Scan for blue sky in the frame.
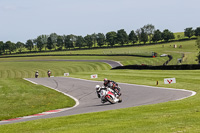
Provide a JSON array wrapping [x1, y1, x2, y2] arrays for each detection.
[[0, 0, 199, 43]]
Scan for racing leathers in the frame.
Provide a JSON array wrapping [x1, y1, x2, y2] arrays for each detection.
[[104, 80, 121, 97]]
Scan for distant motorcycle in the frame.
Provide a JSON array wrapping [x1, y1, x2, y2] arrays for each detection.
[[97, 86, 122, 104], [35, 71, 39, 78], [47, 71, 51, 78]]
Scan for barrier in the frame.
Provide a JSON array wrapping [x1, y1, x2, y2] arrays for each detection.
[[164, 78, 176, 84], [91, 74, 98, 79], [64, 73, 70, 76]]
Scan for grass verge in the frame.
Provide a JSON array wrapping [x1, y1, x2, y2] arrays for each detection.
[[1, 40, 198, 65], [0, 78, 75, 121], [0, 69, 200, 132]]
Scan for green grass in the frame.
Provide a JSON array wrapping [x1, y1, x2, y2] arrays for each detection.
[[0, 39, 200, 132], [0, 70, 200, 132], [1, 40, 198, 65], [0, 60, 111, 78], [174, 32, 196, 40], [0, 61, 111, 120], [0, 78, 75, 121]]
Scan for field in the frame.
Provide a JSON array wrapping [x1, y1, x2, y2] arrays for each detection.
[[0, 39, 200, 132], [1, 40, 198, 66]]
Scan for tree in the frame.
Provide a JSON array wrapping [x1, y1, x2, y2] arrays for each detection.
[[50, 33, 57, 43], [70, 34, 77, 47], [195, 27, 200, 37], [91, 33, 97, 47], [9, 42, 16, 54], [0, 41, 4, 54], [152, 29, 162, 43], [129, 30, 138, 45], [40, 35, 48, 51], [50, 33, 57, 50], [25, 39, 34, 52], [47, 37, 53, 51], [56, 36, 64, 50], [75, 36, 84, 49], [184, 27, 194, 39], [106, 31, 117, 47], [140, 28, 148, 44], [4, 41, 16, 54], [35, 36, 44, 51], [117, 29, 129, 46], [162, 29, 175, 42], [84, 35, 93, 48], [96, 33, 105, 47], [143, 24, 155, 43], [16, 41, 24, 53], [4, 41, 10, 54], [196, 36, 200, 64], [64, 35, 73, 50], [135, 29, 142, 44]]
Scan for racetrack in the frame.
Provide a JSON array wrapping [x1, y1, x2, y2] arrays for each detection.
[[0, 77, 195, 125]]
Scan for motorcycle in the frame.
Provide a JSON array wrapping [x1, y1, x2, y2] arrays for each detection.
[[35, 71, 39, 78], [99, 87, 122, 104], [107, 82, 121, 97], [47, 71, 51, 77]]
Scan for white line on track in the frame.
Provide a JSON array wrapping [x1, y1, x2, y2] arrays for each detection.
[[24, 78, 80, 110], [1, 77, 195, 124], [0, 78, 80, 123], [23, 78, 38, 85]]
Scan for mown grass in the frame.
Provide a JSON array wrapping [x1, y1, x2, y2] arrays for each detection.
[[0, 61, 111, 78], [0, 61, 111, 120], [1, 40, 198, 65], [0, 78, 76, 121], [0, 69, 200, 133], [0, 39, 200, 132]]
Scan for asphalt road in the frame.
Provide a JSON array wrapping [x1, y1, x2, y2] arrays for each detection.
[[0, 59, 123, 68], [0, 77, 195, 125]]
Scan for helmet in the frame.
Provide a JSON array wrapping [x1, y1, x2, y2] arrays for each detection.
[[96, 85, 100, 89], [95, 85, 100, 91], [104, 78, 108, 83]]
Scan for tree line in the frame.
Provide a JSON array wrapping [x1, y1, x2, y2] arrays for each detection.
[[0, 24, 200, 55]]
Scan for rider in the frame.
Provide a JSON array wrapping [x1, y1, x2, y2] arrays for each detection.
[[95, 85, 101, 98], [95, 85, 107, 103], [47, 70, 51, 77], [35, 71, 39, 78], [103, 78, 121, 96]]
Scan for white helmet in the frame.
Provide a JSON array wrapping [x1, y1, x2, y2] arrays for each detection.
[[96, 85, 100, 89], [95, 85, 100, 91]]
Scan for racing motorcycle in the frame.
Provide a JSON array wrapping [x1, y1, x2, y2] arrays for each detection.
[[107, 82, 121, 97], [47, 71, 51, 78], [97, 86, 122, 104]]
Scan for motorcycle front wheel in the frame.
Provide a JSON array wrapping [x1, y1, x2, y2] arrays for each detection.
[[106, 95, 115, 104], [118, 96, 122, 103]]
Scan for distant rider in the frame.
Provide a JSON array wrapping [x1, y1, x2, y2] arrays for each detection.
[[35, 71, 39, 78], [47, 70, 51, 77]]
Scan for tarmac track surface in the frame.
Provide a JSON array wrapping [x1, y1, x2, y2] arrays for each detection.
[[0, 59, 123, 68], [0, 77, 195, 125]]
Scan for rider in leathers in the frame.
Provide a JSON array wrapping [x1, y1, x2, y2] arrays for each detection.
[[96, 85, 107, 103], [103, 78, 121, 97]]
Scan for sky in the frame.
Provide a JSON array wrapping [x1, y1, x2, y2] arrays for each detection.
[[0, 0, 199, 43]]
